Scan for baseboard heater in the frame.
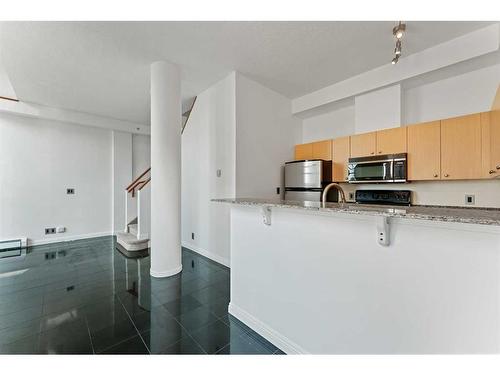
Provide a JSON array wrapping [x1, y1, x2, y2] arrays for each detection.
[[0, 237, 27, 259]]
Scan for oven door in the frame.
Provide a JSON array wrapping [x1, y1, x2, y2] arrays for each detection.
[[348, 160, 394, 183]]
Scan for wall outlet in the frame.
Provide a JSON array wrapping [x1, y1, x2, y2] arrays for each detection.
[[276, 187, 280, 195], [66, 188, 75, 195], [216, 169, 222, 178], [56, 227, 66, 233], [191, 232, 195, 240], [465, 194, 475, 205], [349, 192, 355, 201], [45, 228, 56, 235]]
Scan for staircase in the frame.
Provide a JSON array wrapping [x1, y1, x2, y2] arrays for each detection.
[[116, 168, 151, 252]]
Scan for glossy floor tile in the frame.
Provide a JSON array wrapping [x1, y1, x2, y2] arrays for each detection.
[[0, 236, 280, 355]]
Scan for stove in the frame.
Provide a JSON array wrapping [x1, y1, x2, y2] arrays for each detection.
[[355, 190, 412, 206]]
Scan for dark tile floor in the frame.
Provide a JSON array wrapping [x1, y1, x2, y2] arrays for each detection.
[[0, 236, 284, 354]]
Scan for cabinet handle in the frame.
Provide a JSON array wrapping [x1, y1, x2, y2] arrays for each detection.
[[496, 165, 500, 170], [489, 170, 496, 174], [444, 174, 449, 177], [433, 174, 438, 178], [378, 151, 382, 154], [370, 152, 375, 155]]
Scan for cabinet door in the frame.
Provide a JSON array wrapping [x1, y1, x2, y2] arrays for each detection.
[[312, 140, 332, 160], [350, 132, 376, 157], [376, 127, 407, 155], [294, 143, 313, 160], [332, 136, 350, 182], [407, 121, 441, 181], [481, 110, 500, 178], [441, 113, 482, 180]]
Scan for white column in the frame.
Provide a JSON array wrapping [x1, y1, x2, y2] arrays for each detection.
[[150, 61, 182, 277]]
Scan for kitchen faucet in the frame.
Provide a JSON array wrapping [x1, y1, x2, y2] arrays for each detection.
[[322, 183, 347, 206]]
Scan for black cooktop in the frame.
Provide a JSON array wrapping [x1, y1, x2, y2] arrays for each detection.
[[355, 190, 412, 206]]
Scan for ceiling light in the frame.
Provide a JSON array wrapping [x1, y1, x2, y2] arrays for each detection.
[[391, 21, 406, 65], [394, 40, 402, 55], [393, 22, 406, 39]]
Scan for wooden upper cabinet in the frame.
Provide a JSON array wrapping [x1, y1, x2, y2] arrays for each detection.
[[332, 136, 350, 182], [481, 110, 500, 178], [376, 127, 407, 155], [312, 140, 332, 160], [407, 121, 441, 181], [294, 143, 313, 160], [441, 113, 482, 180], [350, 132, 376, 157]]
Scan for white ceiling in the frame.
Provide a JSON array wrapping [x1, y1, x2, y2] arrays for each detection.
[[0, 21, 493, 124]]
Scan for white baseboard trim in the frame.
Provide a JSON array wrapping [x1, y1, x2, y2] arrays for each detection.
[[150, 265, 183, 278], [181, 241, 230, 268], [28, 231, 113, 246], [228, 302, 308, 354]]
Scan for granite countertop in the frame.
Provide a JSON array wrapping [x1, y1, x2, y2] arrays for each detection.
[[212, 198, 500, 226]]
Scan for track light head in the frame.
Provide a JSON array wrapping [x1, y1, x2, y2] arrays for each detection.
[[394, 40, 402, 55], [391, 22, 405, 64], [393, 22, 406, 39]]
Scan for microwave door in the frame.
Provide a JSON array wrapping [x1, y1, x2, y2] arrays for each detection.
[[350, 161, 392, 182]]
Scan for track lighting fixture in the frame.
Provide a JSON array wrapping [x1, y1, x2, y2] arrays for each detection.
[[394, 40, 402, 55], [391, 21, 406, 64], [393, 22, 406, 39]]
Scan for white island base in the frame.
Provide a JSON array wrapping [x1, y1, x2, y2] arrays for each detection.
[[227, 205, 500, 354]]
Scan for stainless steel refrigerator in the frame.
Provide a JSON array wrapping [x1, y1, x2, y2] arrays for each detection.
[[284, 160, 337, 202]]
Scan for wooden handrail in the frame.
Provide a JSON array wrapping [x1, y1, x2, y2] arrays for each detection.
[[138, 177, 151, 191], [126, 167, 151, 191], [181, 96, 197, 135], [127, 179, 146, 193], [0, 95, 19, 102]]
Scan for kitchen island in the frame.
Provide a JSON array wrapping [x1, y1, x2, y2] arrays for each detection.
[[214, 198, 500, 354]]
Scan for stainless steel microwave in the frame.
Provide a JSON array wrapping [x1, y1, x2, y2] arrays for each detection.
[[347, 153, 407, 183]]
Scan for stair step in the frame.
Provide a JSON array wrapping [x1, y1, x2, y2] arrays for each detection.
[[128, 224, 138, 236], [116, 232, 149, 252]]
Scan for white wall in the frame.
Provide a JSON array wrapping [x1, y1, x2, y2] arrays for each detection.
[[230, 205, 500, 354], [302, 105, 355, 143], [0, 112, 112, 244], [235, 73, 302, 198], [181, 73, 236, 266], [355, 84, 401, 133], [112, 131, 132, 233], [403, 63, 500, 124], [132, 134, 151, 178]]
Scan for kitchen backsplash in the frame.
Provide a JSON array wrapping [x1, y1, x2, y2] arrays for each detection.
[[340, 179, 500, 208]]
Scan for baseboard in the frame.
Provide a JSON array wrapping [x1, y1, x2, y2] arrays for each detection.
[[181, 241, 230, 268], [228, 302, 308, 354], [28, 231, 113, 246], [150, 265, 183, 278]]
